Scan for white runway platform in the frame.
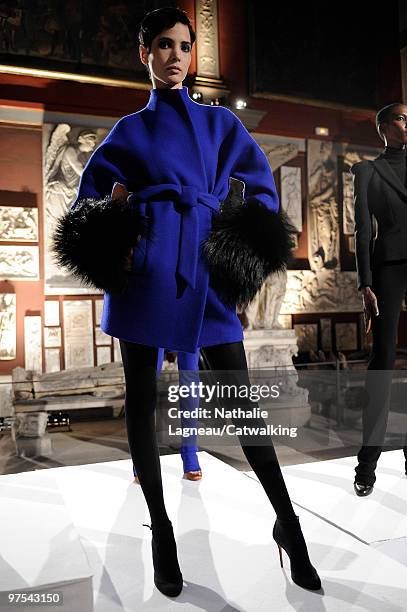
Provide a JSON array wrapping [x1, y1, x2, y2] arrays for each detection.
[[1, 450, 407, 611]]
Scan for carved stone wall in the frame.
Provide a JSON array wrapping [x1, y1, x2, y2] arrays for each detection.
[[307, 139, 339, 271], [281, 270, 363, 314], [195, 0, 220, 79]]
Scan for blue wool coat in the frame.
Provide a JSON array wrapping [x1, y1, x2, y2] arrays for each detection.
[[72, 85, 279, 352]]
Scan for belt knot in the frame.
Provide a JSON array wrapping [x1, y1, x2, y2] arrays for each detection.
[[127, 183, 219, 289]]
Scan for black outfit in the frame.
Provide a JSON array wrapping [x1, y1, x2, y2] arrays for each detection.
[[352, 146, 407, 485], [119, 339, 297, 527]]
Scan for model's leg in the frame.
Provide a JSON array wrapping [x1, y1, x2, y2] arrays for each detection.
[[132, 347, 201, 478], [121, 340, 183, 596], [132, 347, 165, 479], [178, 349, 201, 474], [355, 261, 407, 485], [201, 340, 320, 589], [120, 340, 171, 525], [201, 340, 296, 520]]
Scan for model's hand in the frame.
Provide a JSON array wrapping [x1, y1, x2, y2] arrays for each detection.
[[111, 182, 129, 201], [361, 286, 379, 334], [111, 183, 141, 270]]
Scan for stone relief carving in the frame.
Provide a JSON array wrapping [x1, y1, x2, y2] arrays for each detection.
[[95, 299, 104, 326], [0, 294, 16, 360], [63, 300, 94, 369], [0, 245, 39, 280], [113, 337, 121, 362], [97, 346, 112, 366], [335, 322, 357, 351], [24, 316, 42, 373], [294, 323, 318, 352], [45, 348, 61, 372], [95, 326, 112, 346], [0, 206, 38, 241], [342, 171, 355, 235], [44, 326, 61, 348], [247, 342, 296, 369], [280, 165, 302, 231], [14, 411, 48, 438], [307, 139, 339, 271], [320, 318, 332, 350], [281, 270, 363, 314], [252, 134, 300, 171], [195, 0, 220, 78], [43, 123, 107, 294], [341, 145, 381, 236], [341, 144, 381, 168], [245, 271, 288, 330], [277, 314, 292, 329], [45, 348, 61, 373]]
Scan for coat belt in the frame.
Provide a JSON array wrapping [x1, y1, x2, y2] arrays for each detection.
[[127, 184, 220, 289]]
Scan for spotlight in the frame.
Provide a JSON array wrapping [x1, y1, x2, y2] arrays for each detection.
[[210, 96, 226, 106], [235, 99, 247, 110], [191, 90, 203, 102], [47, 411, 70, 430], [315, 126, 329, 136]]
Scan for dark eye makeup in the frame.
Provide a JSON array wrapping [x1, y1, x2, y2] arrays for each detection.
[[157, 38, 191, 52]]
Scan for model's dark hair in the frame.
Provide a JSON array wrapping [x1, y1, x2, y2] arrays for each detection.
[[376, 102, 404, 140], [139, 7, 195, 80]]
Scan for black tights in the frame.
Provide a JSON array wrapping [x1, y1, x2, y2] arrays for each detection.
[[119, 339, 296, 526]]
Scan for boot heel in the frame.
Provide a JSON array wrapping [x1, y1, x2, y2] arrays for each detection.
[[277, 543, 284, 568], [272, 516, 321, 591]]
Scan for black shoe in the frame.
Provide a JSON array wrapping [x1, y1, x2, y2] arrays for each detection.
[[353, 482, 374, 496], [273, 515, 321, 591], [143, 522, 183, 597], [405, 459, 407, 476]]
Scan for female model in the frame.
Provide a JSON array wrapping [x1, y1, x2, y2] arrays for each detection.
[[55, 6, 321, 598], [352, 102, 407, 495]]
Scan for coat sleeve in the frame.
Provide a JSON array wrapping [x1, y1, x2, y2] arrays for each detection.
[[226, 113, 279, 212], [71, 118, 130, 207], [203, 110, 295, 309], [350, 160, 374, 290]]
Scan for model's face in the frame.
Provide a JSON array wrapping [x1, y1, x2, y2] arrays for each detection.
[[381, 105, 407, 148], [139, 22, 192, 90]]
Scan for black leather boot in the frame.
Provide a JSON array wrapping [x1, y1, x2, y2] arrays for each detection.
[[353, 481, 374, 496], [272, 515, 321, 590], [143, 522, 183, 597]]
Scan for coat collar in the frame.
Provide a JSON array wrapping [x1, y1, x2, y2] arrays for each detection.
[[372, 153, 407, 200], [146, 85, 192, 111]]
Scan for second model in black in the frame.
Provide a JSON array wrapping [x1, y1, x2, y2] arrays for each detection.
[[351, 102, 407, 494]]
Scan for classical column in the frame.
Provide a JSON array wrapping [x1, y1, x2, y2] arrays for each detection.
[[194, 0, 228, 101]]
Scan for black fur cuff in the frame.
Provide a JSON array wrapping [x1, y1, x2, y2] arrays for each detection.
[[203, 194, 296, 308], [52, 196, 148, 293]]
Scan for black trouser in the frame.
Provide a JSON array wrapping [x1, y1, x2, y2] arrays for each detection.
[[119, 339, 297, 526], [355, 260, 407, 485]]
